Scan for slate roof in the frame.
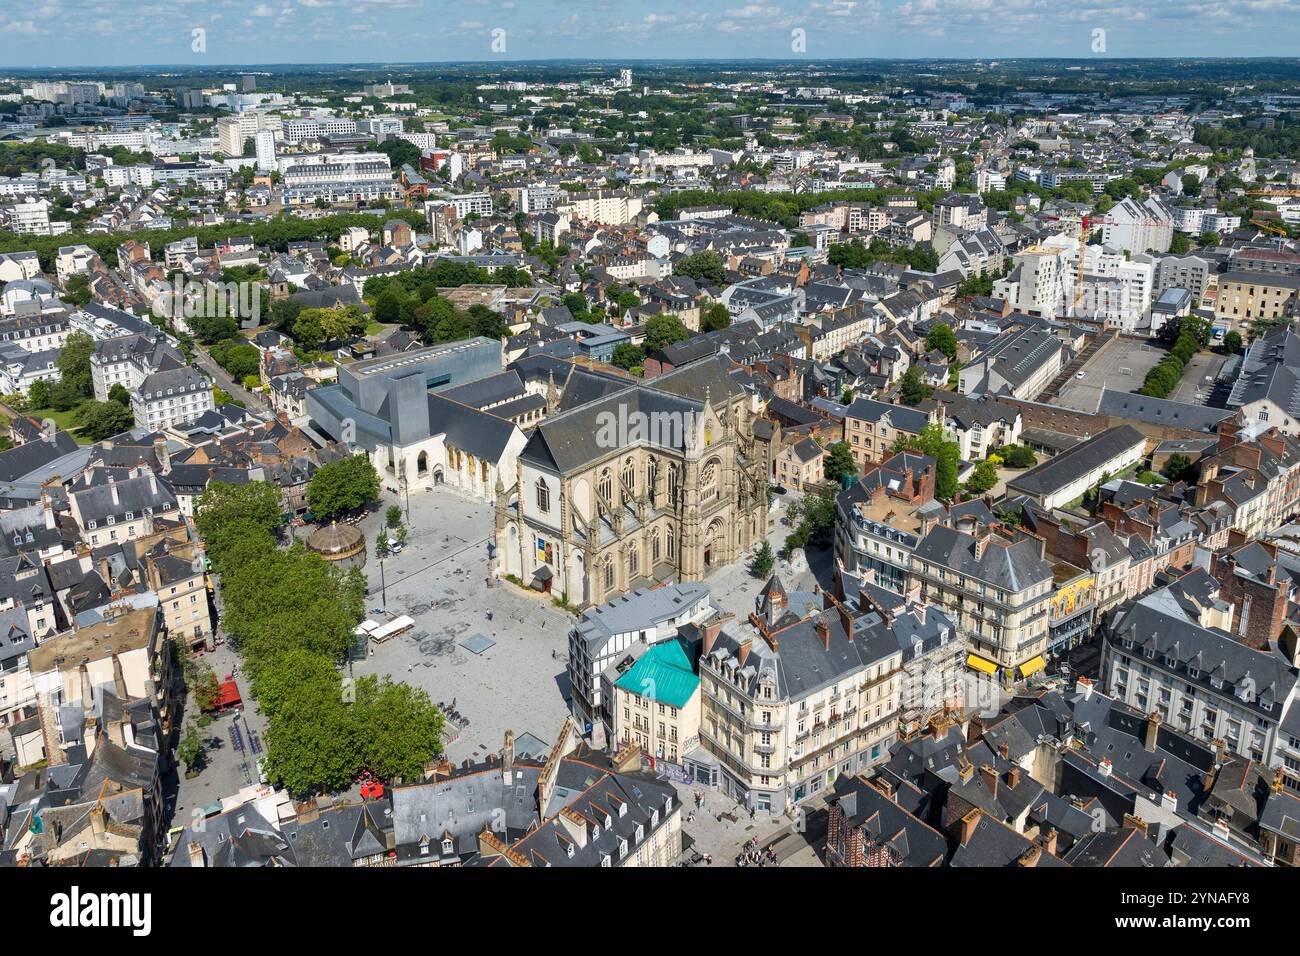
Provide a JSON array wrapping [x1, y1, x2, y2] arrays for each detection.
[[1006, 425, 1145, 498], [913, 524, 1052, 592], [828, 774, 947, 866]]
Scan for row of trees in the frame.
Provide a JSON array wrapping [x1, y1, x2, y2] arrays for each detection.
[[1139, 329, 1203, 399], [0, 209, 427, 271], [194, 481, 443, 793]]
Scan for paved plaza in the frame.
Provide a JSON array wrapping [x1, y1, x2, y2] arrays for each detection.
[[342, 489, 574, 766], [175, 483, 835, 863]]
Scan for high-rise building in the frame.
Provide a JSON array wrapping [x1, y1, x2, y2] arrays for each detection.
[[254, 128, 276, 173]]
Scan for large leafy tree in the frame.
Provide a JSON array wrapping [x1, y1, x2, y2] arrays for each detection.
[[925, 323, 958, 360], [307, 454, 381, 519], [897, 423, 961, 500], [644, 315, 691, 352], [351, 677, 446, 782], [700, 302, 732, 333], [221, 545, 361, 670], [73, 400, 133, 441], [56, 330, 95, 399], [900, 366, 933, 405], [673, 250, 726, 286], [196, 480, 283, 543], [823, 441, 858, 485], [258, 649, 361, 793]]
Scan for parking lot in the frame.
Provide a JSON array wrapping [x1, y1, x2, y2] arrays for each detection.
[[1170, 351, 1228, 405], [1052, 337, 1167, 412]]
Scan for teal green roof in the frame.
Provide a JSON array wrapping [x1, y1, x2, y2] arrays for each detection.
[[614, 640, 700, 710]]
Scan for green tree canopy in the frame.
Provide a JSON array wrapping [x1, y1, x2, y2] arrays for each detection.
[[897, 423, 961, 500], [823, 441, 858, 485], [307, 453, 382, 519]]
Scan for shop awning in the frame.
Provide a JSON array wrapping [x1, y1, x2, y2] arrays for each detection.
[[1020, 655, 1047, 678], [966, 653, 998, 675]]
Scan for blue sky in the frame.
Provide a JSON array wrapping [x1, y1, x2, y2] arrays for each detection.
[[4, 0, 1300, 67]]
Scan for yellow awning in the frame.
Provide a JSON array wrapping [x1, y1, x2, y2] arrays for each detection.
[[966, 653, 998, 675], [1020, 655, 1047, 678]]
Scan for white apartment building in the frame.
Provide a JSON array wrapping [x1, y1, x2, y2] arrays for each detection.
[[5, 199, 57, 236], [1102, 195, 1175, 255], [281, 153, 398, 205], [428, 191, 494, 219], [216, 112, 283, 155], [994, 242, 1070, 319], [131, 366, 215, 432], [556, 190, 644, 226], [281, 115, 358, 144], [254, 129, 277, 173], [55, 244, 98, 283]]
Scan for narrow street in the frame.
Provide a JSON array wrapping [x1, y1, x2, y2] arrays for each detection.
[[191, 342, 269, 411]]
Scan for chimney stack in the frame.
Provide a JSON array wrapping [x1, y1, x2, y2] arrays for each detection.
[[979, 764, 998, 798], [1041, 827, 1058, 857], [959, 809, 980, 846], [1144, 711, 1162, 752], [1017, 845, 1042, 867], [501, 730, 515, 785], [1007, 765, 1021, 789], [815, 616, 831, 650]]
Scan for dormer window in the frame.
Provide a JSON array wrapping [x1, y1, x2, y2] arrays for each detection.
[[441, 837, 454, 855]]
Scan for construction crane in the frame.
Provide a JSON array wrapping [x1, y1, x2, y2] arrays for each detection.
[[1046, 213, 1115, 311]]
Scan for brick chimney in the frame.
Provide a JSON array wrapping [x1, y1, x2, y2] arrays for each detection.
[[1144, 711, 1162, 752], [1041, 827, 1058, 856], [1017, 845, 1042, 867], [979, 764, 998, 798], [815, 617, 831, 650], [1122, 812, 1149, 837], [701, 620, 723, 658], [737, 638, 753, 667], [1007, 765, 1021, 789], [959, 809, 981, 846]]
